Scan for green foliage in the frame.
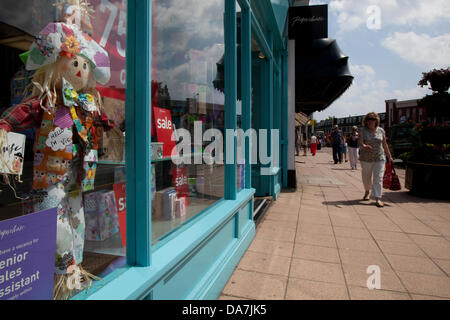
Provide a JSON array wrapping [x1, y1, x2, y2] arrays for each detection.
[[418, 68, 450, 92]]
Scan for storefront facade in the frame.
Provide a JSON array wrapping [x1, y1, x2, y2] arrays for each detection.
[[0, 0, 291, 300]]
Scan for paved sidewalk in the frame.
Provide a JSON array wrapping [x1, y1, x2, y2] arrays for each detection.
[[220, 148, 450, 300]]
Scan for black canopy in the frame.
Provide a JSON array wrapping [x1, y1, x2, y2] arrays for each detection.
[[295, 38, 353, 115]]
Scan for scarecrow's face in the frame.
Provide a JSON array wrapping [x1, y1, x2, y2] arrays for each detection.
[[58, 55, 92, 91]]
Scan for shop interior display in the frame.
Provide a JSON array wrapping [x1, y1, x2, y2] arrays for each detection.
[[150, 80, 225, 242], [0, 0, 126, 300]]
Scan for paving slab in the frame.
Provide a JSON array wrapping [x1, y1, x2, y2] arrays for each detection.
[[248, 238, 294, 258], [348, 286, 410, 300], [396, 271, 450, 298], [285, 278, 349, 300], [385, 254, 446, 276], [292, 244, 341, 264], [222, 269, 288, 300], [237, 251, 292, 277]]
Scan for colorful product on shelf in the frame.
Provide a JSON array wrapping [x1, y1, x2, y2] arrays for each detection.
[[84, 190, 120, 241], [175, 196, 187, 218], [163, 189, 177, 221], [154, 187, 176, 221], [188, 178, 197, 196], [151, 142, 164, 160], [151, 164, 156, 202]]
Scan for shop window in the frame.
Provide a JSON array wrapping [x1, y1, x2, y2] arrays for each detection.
[[236, 2, 245, 192], [151, 0, 226, 243], [0, 0, 127, 300]]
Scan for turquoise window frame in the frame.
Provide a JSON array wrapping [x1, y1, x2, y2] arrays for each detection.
[[127, 0, 152, 268], [72, 0, 291, 300]]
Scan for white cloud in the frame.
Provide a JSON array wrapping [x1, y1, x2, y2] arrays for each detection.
[[393, 86, 428, 101], [314, 63, 427, 121], [382, 32, 450, 70], [327, 0, 450, 33]]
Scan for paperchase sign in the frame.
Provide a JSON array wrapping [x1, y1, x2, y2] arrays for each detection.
[[0, 208, 57, 300], [288, 5, 328, 40]]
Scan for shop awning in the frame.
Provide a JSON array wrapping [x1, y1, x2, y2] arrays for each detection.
[[295, 112, 310, 127], [295, 38, 353, 115]]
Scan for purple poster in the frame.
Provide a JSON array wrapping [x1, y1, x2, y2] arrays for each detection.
[[0, 208, 57, 300]]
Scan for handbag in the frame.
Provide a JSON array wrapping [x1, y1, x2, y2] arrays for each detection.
[[383, 161, 393, 189], [390, 167, 401, 191]]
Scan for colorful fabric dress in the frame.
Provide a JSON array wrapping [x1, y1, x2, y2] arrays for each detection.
[[0, 91, 113, 274]]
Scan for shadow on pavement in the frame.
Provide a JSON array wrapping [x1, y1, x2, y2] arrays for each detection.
[[322, 199, 390, 207], [383, 191, 450, 204]]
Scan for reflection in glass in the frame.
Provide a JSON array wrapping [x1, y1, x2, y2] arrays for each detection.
[[151, 0, 225, 243]]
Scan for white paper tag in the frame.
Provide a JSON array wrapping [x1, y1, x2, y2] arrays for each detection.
[[0, 132, 26, 175], [46, 127, 72, 152], [84, 150, 98, 163]]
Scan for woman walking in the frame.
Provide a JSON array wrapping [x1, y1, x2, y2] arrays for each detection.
[[359, 112, 394, 207], [348, 126, 359, 170], [310, 134, 318, 156]]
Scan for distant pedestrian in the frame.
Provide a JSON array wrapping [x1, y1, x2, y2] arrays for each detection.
[[310, 134, 318, 156], [295, 128, 300, 156], [359, 112, 394, 207], [343, 137, 348, 163], [348, 126, 359, 170], [331, 125, 345, 164], [302, 133, 308, 156]]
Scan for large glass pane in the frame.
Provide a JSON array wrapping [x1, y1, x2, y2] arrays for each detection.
[[0, 0, 127, 300], [236, 2, 245, 192], [151, 0, 225, 243]]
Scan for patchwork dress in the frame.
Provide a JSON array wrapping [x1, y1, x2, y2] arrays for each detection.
[[0, 92, 113, 275]]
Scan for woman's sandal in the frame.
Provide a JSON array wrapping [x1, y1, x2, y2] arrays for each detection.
[[363, 192, 370, 201], [376, 200, 384, 208]]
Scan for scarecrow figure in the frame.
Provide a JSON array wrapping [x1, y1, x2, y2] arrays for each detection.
[[0, 21, 113, 299]]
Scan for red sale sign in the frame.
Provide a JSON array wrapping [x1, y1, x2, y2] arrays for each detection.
[[113, 182, 127, 247], [172, 165, 190, 206], [153, 107, 178, 158]]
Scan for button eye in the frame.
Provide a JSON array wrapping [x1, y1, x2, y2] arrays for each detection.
[[73, 60, 79, 68], [83, 63, 87, 70]]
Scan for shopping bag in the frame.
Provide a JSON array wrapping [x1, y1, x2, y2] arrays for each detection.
[[383, 161, 393, 189], [390, 167, 402, 191]]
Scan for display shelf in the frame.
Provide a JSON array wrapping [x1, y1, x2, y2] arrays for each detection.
[[151, 153, 211, 163], [98, 160, 126, 166], [152, 197, 218, 243], [84, 232, 126, 257]]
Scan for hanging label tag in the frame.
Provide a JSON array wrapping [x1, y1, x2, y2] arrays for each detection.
[[45, 127, 72, 152], [84, 149, 98, 163], [0, 132, 26, 175]]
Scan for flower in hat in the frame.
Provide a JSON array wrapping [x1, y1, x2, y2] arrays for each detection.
[[61, 35, 81, 58]]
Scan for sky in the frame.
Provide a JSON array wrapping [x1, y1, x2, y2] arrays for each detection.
[[308, 0, 450, 121]]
